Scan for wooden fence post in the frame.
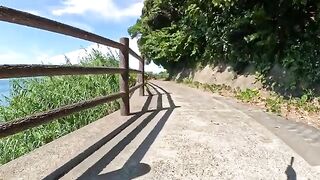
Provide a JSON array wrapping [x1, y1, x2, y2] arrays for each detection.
[[119, 37, 130, 116], [139, 58, 145, 96]]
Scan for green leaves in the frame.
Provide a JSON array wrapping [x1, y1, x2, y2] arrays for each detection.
[[130, 0, 320, 88], [0, 50, 130, 165]]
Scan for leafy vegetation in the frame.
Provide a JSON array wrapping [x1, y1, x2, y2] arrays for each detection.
[[0, 50, 136, 165], [145, 71, 169, 80], [129, 0, 320, 90], [236, 89, 260, 103]]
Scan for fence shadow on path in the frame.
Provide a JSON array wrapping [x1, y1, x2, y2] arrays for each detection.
[[44, 82, 179, 179], [78, 83, 178, 179]]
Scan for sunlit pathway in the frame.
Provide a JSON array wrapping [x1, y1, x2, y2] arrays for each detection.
[[1, 80, 320, 179]]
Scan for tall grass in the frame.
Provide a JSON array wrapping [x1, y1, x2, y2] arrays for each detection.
[[0, 50, 135, 165]]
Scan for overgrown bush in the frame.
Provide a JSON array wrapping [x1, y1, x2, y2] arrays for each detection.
[[236, 89, 260, 103], [129, 0, 320, 91], [0, 50, 135, 165], [145, 71, 169, 80]]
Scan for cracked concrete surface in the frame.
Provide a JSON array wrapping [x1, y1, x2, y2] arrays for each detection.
[[0, 80, 319, 179]]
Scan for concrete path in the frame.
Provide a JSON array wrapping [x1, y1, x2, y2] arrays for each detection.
[[1, 80, 320, 179]]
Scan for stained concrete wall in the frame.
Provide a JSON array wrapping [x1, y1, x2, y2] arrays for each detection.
[[174, 62, 320, 97], [175, 64, 263, 90]]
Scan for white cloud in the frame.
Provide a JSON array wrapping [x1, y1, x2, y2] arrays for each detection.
[[0, 38, 164, 73], [0, 50, 53, 65], [52, 0, 143, 21], [44, 38, 164, 73], [0, 51, 30, 64], [43, 48, 88, 65], [22, 8, 94, 32]]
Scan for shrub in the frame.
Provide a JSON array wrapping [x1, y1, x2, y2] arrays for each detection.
[[130, 0, 320, 91], [0, 50, 135, 165]]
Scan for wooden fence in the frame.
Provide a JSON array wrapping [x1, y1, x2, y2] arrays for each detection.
[[0, 6, 145, 138]]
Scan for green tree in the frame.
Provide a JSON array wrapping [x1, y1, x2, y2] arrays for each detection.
[[129, 0, 320, 89]]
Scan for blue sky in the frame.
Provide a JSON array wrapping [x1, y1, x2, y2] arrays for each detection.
[[0, 0, 164, 72]]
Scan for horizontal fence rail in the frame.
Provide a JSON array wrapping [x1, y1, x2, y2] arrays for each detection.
[[0, 6, 146, 139], [0, 65, 126, 79], [129, 83, 144, 93], [129, 69, 143, 74], [0, 65, 142, 79], [129, 49, 143, 62], [0, 6, 122, 49], [0, 6, 142, 62], [0, 92, 125, 138]]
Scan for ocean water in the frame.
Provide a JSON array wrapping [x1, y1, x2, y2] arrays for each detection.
[[0, 79, 10, 104]]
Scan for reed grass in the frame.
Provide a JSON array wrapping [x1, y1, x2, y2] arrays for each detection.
[[0, 50, 136, 165]]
